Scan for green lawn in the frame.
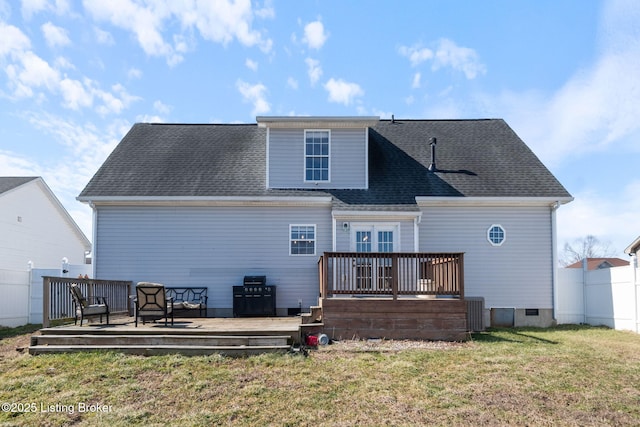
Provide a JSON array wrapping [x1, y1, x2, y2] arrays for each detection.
[[1, 325, 639, 426]]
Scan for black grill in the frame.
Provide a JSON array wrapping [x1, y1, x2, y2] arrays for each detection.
[[233, 276, 276, 317]]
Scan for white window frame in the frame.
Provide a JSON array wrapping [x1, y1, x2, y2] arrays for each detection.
[[289, 224, 317, 256], [303, 129, 331, 183], [350, 224, 399, 252], [487, 224, 506, 246]]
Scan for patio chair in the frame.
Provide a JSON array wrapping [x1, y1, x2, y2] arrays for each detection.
[[134, 282, 174, 327], [69, 283, 109, 326]]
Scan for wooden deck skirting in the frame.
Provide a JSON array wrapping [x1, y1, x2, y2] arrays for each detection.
[[321, 298, 468, 341]]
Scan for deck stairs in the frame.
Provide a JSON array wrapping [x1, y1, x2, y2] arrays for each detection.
[[29, 325, 297, 357]]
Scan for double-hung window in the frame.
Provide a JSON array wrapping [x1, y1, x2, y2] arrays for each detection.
[[290, 225, 316, 255], [305, 130, 330, 182]]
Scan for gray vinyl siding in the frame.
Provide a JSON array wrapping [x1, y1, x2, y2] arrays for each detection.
[[268, 128, 367, 189], [419, 205, 553, 309], [94, 205, 332, 311]]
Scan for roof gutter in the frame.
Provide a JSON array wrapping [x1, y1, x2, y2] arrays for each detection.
[[76, 195, 333, 207], [415, 196, 574, 207]]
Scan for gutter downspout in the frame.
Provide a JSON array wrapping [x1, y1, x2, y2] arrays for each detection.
[[551, 201, 560, 324], [90, 202, 98, 279], [632, 254, 639, 333], [331, 215, 337, 252], [582, 257, 588, 325]]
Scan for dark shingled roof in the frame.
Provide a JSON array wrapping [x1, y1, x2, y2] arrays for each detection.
[[79, 119, 571, 207], [0, 177, 38, 194]]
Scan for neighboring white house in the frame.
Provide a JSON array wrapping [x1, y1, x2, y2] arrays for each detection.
[[0, 177, 91, 327], [78, 117, 573, 327], [0, 177, 90, 269], [625, 236, 640, 259]]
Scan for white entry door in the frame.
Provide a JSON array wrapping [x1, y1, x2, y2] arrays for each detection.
[[351, 225, 396, 290]]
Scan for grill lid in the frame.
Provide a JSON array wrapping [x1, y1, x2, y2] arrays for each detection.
[[243, 275, 266, 286]]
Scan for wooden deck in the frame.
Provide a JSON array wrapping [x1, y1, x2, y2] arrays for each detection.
[[29, 316, 321, 356]]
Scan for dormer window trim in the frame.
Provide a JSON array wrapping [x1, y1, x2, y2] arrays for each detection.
[[304, 129, 331, 183]]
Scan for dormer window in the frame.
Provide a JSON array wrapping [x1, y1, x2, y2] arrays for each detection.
[[305, 130, 330, 182]]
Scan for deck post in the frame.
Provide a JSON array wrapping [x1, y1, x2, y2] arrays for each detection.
[[459, 253, 465, 300], [42, 276, 51, 328], [392, 253, 398, 300]]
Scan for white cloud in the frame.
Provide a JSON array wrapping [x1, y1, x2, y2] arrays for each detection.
[[83, 0, 182, 65], [480, 3, 640, 167], [398, 45, 433, 67], [22, 0, 70, 19], [127, 68, 142, 79], [18, 113, 130, 239], [287, 77, 298, 90], [557, 181, 640, 258], [432, 38, 486, 79], [236, 79, 270, 115], [153, 100, 171, 115], [84, 0, 273, 65], [54, 56, 74, 69], [399, 39, 485, 79], [411, 72, 421, 89], [0, 21, 139, 116], [305, 57, 322, 86], [245, 58, 258, 71], [180, 0, 272, 52], [60, 77, 91, 110], [302, 20, 328, 50], [41, 22, 71, 48], [255, 0, 275, 19], [0, 22, 31, 58], [324, 78, 364, 106], [6, 50, 60, 97], [95, 83, 139, 115], [94, 26, 114, 45], [0, 149, 41, 176]]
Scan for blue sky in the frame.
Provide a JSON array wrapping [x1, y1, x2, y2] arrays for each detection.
[[1, 0, 639, 259]]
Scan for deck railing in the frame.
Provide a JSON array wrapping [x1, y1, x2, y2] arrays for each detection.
[[42, 276, 132, 327], [318, 252, 464, 299]]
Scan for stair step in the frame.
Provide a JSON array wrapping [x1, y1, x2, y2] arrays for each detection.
[[28, 344, 291, 357], [33, 334, 290, 347]]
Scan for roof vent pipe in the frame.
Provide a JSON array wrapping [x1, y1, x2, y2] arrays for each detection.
[[428, 137, 437, 171]]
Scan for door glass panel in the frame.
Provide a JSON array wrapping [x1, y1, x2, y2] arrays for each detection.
[[377, 231, 393, 289], [355, 230, 372, 289], [355, 231, 372, 253]]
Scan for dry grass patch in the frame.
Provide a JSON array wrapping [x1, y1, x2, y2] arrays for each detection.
[[0, 325, 639, 426]]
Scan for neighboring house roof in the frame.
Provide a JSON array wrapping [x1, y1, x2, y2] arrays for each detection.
[[565, 258, 630, 270], [78, 118, 572, 208], [0, 176, 91, 251], [624, 236, 640, 255], [0, 176, 38, 194]]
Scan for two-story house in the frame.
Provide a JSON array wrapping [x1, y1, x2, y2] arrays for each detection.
[[78, 116, 572, 338]]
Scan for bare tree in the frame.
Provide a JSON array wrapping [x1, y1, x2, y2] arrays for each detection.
[[560, 235, 616, 266]]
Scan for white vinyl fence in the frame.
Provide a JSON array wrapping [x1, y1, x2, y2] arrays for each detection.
[[0, 265, 91, 327], [0, 269, 31, 327], [557, 261, 640, 333]]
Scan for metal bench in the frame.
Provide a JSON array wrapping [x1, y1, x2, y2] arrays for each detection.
[[166, 287, 208, 317]]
